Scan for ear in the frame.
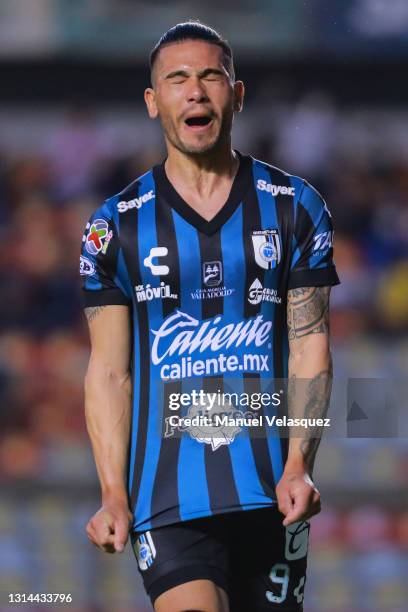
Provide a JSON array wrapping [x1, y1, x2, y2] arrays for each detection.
[[233, 80, 245, 113], [144, 88, 158, 119]]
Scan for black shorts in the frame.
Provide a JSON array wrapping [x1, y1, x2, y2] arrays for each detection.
[[130, 506, 310, 611]]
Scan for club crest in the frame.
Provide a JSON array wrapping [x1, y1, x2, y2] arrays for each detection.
[[252, 229, 281, 270]]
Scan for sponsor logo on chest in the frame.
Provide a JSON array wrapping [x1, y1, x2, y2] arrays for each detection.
[[203, 261, 222, 286], [257, 179, 295, 196], [135, 282, 178, 302], [191, 260, 235, 300], [248, 278, 282, 305], [151, 310, 272, 364], [117, 189, 155, 213]]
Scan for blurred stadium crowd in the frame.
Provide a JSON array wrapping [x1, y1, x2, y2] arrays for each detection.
[[1, 1, 407, 609], [0, 95, 407, 610]]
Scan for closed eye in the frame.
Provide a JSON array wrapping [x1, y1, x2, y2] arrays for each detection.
[[200, 69, 225, 80], [165, 68, 225, 83], [166, 71, 189, 83], [169, 76, 187, 84]]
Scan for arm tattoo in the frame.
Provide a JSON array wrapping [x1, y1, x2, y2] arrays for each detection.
[[84, 306, 106, 323], [287, 286, 330, 340], [288, 363, 333, 473], [287, 287, 333, 472]]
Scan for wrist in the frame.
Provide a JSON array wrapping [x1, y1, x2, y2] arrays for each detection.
[[101, 485, 129, 504], [283, 456, 309, 475]]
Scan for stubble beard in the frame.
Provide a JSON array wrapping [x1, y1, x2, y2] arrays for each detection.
[[161, 111, 233, 157]]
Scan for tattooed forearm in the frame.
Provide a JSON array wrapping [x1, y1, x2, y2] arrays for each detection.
[[287, 286, 330, 340], [299, 437, 320, 474], [288, 363, 333, 473], [84, 306, 106, 323]]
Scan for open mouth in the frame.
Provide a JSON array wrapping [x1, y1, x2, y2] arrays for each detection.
[[184, 115, 213, 128]]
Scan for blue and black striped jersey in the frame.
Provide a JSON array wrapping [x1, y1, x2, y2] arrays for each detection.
[[80, 152, 339, 533]]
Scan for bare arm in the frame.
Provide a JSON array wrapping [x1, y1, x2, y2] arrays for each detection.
[[276, 286, 332, 525], [84, 304, 133, 552], [286, 286, 332, 473]]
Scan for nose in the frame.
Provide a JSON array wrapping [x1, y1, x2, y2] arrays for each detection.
[[186, 76, 209, 104]]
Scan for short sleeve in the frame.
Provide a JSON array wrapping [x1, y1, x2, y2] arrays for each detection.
[[288, 181, 340, 289], [79, 204, 131, 308]]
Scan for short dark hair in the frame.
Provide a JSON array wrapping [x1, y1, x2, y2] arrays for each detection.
[[149, 20, 235, 82]]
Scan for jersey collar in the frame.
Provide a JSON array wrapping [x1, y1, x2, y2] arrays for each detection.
[[153, 150, 253, 236]]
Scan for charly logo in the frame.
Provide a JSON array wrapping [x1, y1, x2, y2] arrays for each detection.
[[134, 531, 156, 571], [248, 278, 282, 305], [252, 229, 281, 270], [285, 521, 310, 561], [79, 255, 95, 276], [151, 310, 272, 365], [143, 246, 169, 276]]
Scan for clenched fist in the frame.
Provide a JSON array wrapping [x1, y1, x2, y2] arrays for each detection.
[[86, 497, 133, 554], [276, 470, 321, 527]]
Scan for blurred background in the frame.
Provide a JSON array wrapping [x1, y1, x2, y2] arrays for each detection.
[[0, 1, 407, 611]]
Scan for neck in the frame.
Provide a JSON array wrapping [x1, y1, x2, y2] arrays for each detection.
[[164, 140, 239, 197]]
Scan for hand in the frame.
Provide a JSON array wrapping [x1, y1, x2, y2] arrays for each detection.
[[86, 497, 133, 554], [276, 470, 321, 527]]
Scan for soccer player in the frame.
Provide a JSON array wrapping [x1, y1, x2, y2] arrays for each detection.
[[81, 21, 339, 612]]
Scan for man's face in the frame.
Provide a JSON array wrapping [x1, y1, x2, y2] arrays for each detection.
[[145, 40, 244, 155]]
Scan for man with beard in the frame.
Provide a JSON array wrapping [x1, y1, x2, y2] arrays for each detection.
[[80, 21, 339, 612]]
